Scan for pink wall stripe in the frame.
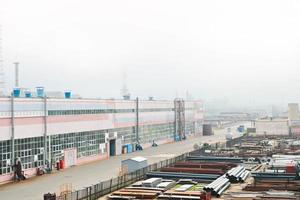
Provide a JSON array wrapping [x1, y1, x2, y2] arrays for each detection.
[[47, 115, 109, 123], [0, 115, 111, 127]]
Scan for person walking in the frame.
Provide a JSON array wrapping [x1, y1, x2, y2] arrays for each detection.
[[12, 158, 26, 181]]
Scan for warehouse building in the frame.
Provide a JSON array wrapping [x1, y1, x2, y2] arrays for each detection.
[[288, 103, 300, 137], [254, 118, 289, 136], [0, 97, 203, 184], [288, 103, 299, 121]]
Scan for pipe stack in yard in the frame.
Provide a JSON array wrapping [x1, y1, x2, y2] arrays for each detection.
[[109, 158, 245, 199], [173, 161, 237, 170], [203, 165, 249, 197], [146, 171, 219, 182], [160, 167, 225, 175], [107, 136, 300, 200], [226, 166, 250, 183], [203, 175, 230, 197], [187, 156, 243, 163]]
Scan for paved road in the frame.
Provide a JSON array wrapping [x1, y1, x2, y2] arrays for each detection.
[[0, 122, 250, 200]]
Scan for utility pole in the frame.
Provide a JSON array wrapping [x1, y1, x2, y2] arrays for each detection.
[[43, 95, 49, 168], [11, 94, 15, 167], [0, 25, 6, 96], [135, 97, 139, 144]]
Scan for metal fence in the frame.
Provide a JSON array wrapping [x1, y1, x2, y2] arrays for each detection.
[[55, 152, 191, 200]]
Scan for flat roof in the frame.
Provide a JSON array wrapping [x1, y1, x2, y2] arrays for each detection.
[[128, 156, 147, 162]]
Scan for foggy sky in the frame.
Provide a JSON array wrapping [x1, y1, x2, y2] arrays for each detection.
[[1, 0, 300, 107]]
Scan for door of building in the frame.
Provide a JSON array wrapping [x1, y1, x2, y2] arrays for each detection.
[[64, 148, 77, 167], [109, 139, 116, 156]]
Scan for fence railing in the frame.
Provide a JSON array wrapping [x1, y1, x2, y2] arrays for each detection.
[[55, 151, 191, 200]]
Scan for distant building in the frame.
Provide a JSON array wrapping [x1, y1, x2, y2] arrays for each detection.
[[255, 118, 289, 136], [288, 103, 299, 121], [219, 112, 251, 121]]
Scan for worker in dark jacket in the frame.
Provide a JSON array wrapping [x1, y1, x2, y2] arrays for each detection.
[[13, 158, 26, 181]]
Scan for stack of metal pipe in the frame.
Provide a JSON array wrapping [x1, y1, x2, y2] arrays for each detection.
[[240, 170, 250, 182], [146, 171, 219, 182], [187, 156, 243, 163], [226, 165, 250, 183], [251, 172, 297, 180], [203, 175, 231, 197]]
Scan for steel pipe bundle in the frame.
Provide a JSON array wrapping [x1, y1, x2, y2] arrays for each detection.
[[240, 170, 250, 182], [244, 184, 300, 192], [160, 167, 225, 175], [158, 194, 201, 199], [244, 179, 300, 192], [216, 182, 230, 198], [251, 172, 297, 180], [203, 175, 231, 197], [226, 165, 249, 183], [187, 156, 243, 163], [173, 161, 237, 170], [146, 171, 219, 182]]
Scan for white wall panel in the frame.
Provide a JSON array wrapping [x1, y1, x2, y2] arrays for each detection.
[[0, 127, 11, 140], [14, 124, 44, 139], [255, 120, 289, 136], [48, 120, 114, 135]]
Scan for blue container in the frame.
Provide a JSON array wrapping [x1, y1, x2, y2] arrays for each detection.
[[237, 126, 245, 133], [13, 88, 21, 97], [64, 91, 71, 99], [36, 87, 44, 97], [25, 91, 32, 98], [127, 144, 133, 153]]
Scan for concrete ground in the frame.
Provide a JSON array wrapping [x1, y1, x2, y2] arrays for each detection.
[[0, 122, 250, 200]]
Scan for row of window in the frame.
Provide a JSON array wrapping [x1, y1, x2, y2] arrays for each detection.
[[51, 130, 106, 161], [0, 137, 45, 175], [0, 128, 137, 174], [138, 123, 175, 144], [185, 122, 196, 135], [47, 108, 189, 116], [0, 121, 201, 175], [0, 108, 196, 117], [0, 140, 12, 174], [48, 109, 135, 116]]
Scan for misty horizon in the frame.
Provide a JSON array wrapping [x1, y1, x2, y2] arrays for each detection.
[[1, 0, 300, 108]]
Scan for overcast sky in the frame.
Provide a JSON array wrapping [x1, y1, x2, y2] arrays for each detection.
[[1, 0, 300, 107]]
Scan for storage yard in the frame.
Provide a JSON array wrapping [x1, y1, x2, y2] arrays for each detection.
[[99, 135, 300, 200]]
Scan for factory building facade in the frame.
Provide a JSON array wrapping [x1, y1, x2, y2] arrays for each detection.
[[0, 97, 203, 184], [254, 118, 290, 136]]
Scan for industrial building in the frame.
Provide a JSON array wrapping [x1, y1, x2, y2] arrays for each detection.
[[0, 95, 203, 184], [254, 118, 290, 136], [288, 103, 300, 137], [288, 103, 299, 121], [250, 103, 300, 137]]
